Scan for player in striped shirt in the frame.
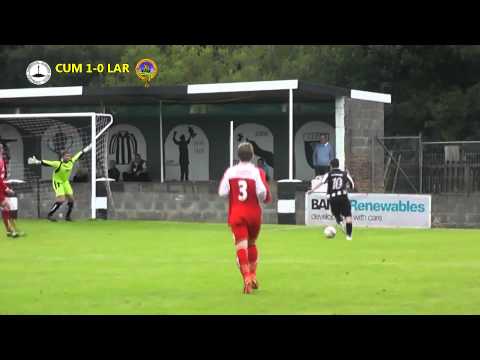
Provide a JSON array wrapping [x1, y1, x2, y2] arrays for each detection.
[[309, 158, 355, 240]]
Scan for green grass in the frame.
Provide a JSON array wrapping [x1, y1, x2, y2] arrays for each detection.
[[0, 220, 479, 314]]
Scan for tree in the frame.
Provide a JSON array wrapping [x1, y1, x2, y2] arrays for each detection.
[[2, 45, 480, 141]]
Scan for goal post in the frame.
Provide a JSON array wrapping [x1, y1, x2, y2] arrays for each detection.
[[90, 113, 113, 219], [0, 112, 113, 219]]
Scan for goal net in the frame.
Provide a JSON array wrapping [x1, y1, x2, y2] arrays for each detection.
[[0, 112, 113, 219]]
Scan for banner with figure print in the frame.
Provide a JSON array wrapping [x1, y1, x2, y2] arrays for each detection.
[[108, 124, 147, 175], [233, 123, 274, 181], [165, 125, 209, 181], [295, 121, 335, 181]]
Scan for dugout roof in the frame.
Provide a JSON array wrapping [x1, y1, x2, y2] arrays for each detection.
[[0, 80, 391, 107], [0, 79, 391, 183]]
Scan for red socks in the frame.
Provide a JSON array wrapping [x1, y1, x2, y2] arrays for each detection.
[[236, 248, 250, 281], [248, 245, 258, 277], [236, 244, 259, 282]]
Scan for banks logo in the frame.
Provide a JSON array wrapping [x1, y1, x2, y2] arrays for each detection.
[[311, 198, 330, 210], [26, 60, 51, 85], [135, 58, 158, 87]]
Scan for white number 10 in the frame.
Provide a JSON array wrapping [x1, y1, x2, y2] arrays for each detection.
[[238, 180, 248, 201], [333, 177, 343, 190]]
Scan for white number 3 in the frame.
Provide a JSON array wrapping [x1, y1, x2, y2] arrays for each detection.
[[238, 180, 248, 201]]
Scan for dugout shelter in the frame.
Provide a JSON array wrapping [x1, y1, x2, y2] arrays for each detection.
[[0, 80, 390, 224]]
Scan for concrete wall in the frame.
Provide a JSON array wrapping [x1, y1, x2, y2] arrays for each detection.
[[15, 182, 92, 220], [13, 181, 480, 228], [431, 194, 480, 228], [344, 98, 385, 193], [14, 181, 279, 224]]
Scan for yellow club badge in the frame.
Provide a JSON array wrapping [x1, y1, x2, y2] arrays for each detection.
[[135, 58, 158, 87]]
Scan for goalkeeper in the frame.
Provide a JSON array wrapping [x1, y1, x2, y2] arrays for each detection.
[[28, 144, 91, 222]]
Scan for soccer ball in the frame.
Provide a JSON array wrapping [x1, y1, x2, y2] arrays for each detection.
[[324, 226, 336, 239]]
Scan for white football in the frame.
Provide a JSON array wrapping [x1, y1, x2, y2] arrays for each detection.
[[324, 226, 336, 239]]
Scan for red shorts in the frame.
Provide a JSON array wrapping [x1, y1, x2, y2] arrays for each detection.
[[229, 215, 261, 243]]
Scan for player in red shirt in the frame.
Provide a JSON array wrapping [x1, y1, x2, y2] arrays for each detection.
[[0, 176, 19, 237], [219, 142, 272, 294], [0, 143, 7, 181], [0, 144, 22, 238]]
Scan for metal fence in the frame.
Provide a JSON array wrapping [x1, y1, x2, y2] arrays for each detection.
[[377, 136, 421, 194], [376, 137, 480, 194], [421, 141, 480, 193]]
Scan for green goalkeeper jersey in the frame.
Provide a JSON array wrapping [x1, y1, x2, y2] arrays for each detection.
[[42, 151, 84, 183]]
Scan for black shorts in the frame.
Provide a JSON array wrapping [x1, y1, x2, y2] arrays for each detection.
[[329, 195, 352, 219]]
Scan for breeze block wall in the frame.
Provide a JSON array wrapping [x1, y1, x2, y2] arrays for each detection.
[[344, 98, 385, 193], [12, 181, 480, 228], [14, 182, 92, 220], [14, 181, 279, 224], [431, 194, 480, 228]]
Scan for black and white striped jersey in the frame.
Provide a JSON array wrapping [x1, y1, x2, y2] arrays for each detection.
[[323, 168, 355, 198], [109, 131, 138, 165]]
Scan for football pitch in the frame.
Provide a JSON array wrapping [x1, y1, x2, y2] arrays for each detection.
[[1, 220, 479, 315]]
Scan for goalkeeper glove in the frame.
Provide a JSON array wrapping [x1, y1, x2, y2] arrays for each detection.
[[82, 144, 92, 153], [27, 156, 41, 165]]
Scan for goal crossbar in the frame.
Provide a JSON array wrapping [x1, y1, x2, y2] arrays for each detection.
[[0, 112, 99, 118]]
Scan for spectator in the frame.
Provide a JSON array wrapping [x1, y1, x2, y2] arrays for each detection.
[[313, 135, 334, 176], [123, 153, 150, 181], [108, 160, 120, 182], [257, 158, 270, 182]]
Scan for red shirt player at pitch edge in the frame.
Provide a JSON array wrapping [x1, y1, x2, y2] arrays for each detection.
[[0, 144, 22, 238], [218, 142, 272, 294]]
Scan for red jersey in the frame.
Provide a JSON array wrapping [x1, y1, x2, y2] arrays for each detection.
[[0, 176, 8, 202], [218, 162, 271, 225], [0, 157, 6, 180]]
